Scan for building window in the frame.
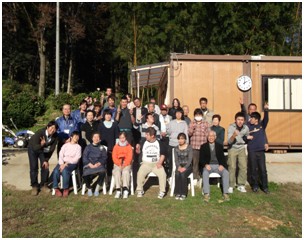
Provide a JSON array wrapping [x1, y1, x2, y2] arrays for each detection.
[[262, 75, 302, 111]]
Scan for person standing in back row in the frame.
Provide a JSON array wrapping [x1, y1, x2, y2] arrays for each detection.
[[199, 97, 214, 125]]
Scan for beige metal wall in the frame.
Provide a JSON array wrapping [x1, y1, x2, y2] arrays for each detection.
[[171, 59, 302, 148], [251, 61, 302, 147]]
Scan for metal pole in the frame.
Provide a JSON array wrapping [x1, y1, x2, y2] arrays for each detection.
[[55, 2, 60, 95]]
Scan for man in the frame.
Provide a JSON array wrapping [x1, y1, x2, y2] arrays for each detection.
[[132, 97, 148, 144], [27, 121, 58, 195], [115, 96, 135, 146], [144, 102, 161, 130], [227, 112, 252, 193], [55, 104, 78, 156], [159, 104, 172, 147], [182, 105, 191, 126], [144, 97, 161, 115], [200, 131, 229, 202], [102, 94, 117, 121], [199, 97, 214, 125], [134, 113, 161, 144], [101, 87, 113, 109], [71, 100, 87, 130], [247, 111, 270, 194], [136, 127, 167, 199]]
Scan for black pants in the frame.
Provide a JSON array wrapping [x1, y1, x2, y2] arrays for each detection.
[[83, 172, 106, 189], [248, 151, 268, 190], [166, 145, 175, 177], [28, 147, 49, 187], [174, 167, 192, 196]]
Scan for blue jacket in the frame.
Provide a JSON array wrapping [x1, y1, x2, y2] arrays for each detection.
[[82, 144, 107, 176], [247, 112, 268, 152], [71, 109, 86, 130], [56, 115, 78, 141]]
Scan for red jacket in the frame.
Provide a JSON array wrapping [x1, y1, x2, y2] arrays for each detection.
[[112, 143, 133, 167]]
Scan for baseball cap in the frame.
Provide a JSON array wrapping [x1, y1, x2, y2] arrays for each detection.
[[160, 104, 167, 110]]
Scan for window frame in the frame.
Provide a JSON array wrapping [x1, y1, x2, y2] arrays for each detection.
[[262, 74, 302, 112]]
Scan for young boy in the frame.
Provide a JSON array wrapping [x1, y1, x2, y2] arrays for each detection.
[[247, 111, 269, 194]]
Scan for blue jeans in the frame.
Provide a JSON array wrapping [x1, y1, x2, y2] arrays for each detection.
[[52, 163, 77, 189]]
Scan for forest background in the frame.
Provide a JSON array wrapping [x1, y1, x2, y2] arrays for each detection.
[[2, 2, 302, 129]]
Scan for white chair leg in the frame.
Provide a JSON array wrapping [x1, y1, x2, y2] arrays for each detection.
[[190, 174, 195, 197], [103, 180, 107, 195], [81, 183, 86, 195], [71, 170, 78, 195], [130, 171, 134, 195], [52, 188, 55, 195], [170, 174, 175, 197], [109, 175, 115, 195]]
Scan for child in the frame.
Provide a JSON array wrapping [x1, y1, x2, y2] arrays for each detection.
[[112, 132, 133, 199]]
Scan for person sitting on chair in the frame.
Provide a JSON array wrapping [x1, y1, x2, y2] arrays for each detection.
[[200, 130, 230, 203], [136, 127, 167, 199], [82, 132, 107, 197], [112, 131, 133, 199], [173, 133, 193, 200], [52, 131, 81, 197]]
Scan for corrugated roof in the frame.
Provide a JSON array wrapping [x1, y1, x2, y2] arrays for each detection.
[[130, 62, 169, 88]]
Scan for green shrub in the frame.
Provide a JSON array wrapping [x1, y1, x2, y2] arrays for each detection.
[[2, 82, 46, 129]]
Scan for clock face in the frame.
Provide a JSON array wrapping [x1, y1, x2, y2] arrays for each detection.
[[237, 75, 252, 91]]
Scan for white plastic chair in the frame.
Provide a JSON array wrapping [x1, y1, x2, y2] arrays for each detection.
[[81, 145, 108, 195], [170, 148, 195, 197], [209, 172, 221, 188], [52, 169, 78, 195], [108, 170, 134, 195]]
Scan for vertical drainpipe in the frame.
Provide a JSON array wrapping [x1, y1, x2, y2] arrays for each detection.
[[243, 58, 252, 108]]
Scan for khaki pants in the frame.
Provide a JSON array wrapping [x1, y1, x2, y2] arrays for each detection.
[[227, 147, 247, 187], [112, 165, 131, 189], [136, 162, 167, 193]]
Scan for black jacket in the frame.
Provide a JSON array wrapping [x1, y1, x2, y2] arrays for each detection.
[[199, 142, 227, 170], [28, 128, 58, 160]]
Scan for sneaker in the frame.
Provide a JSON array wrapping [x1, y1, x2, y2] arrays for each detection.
[[31, 187, 38, 196], [252, 187, 259, 193], [87, 189, 93, 197], [180, 195, 186, 201], [94, 184, 101, 197], [203, 193, 210, 203], [115, 191, 121, 199], [137, 190, 144, 198], [62, 189, 69, 198], [223, 194, 230, 201], [123, 190, 129, 199], [262, 188, 270, 194], [228, 187, 234, 194], [175, 194, 181, 200], [237, 185, 247, 193], [55, 188, 62, 197], [158, 191, 165, 199], [94, 190, 100, 197]]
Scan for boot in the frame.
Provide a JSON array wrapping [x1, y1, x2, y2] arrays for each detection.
[[31, 186, 38, 196], [55, 188, 62, 197], [94, 184, 101, 197], [62, 189, 69, 197], [40, 185, 50, 194]]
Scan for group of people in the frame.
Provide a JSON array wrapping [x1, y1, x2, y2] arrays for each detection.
[[28, 87, 270, 202]]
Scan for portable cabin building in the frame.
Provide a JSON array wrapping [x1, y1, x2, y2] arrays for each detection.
[[131, 54, 302, 149]]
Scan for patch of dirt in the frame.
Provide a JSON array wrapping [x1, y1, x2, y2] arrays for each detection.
[[243, 212, 284, 230]]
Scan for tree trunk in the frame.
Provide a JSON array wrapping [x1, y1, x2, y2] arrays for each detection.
[[67, 58, 73, 94], [38, 33, 46, 98]]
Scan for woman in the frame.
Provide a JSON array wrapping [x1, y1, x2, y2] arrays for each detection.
[[82, 132, 107, 197], [173, 133, 193, 200], [81, 110, 99, 146], [168, 98, 181, 119], [53, 131, 82, 197], [27, 120, 58, 195], [188, 108, 210, 184], [210, 114, 225, 146], [167, 107, 189, 178], [112, 132, 133, 199], [93, 101, 103, 122]]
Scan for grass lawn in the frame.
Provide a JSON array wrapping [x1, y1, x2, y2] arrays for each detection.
[[2, 182, 302, 238]]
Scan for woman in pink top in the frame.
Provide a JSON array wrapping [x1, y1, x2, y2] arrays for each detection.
[[52, 131, 82, 197]]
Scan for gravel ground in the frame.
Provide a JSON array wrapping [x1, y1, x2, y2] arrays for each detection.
[[2, 149, 302, 191]]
